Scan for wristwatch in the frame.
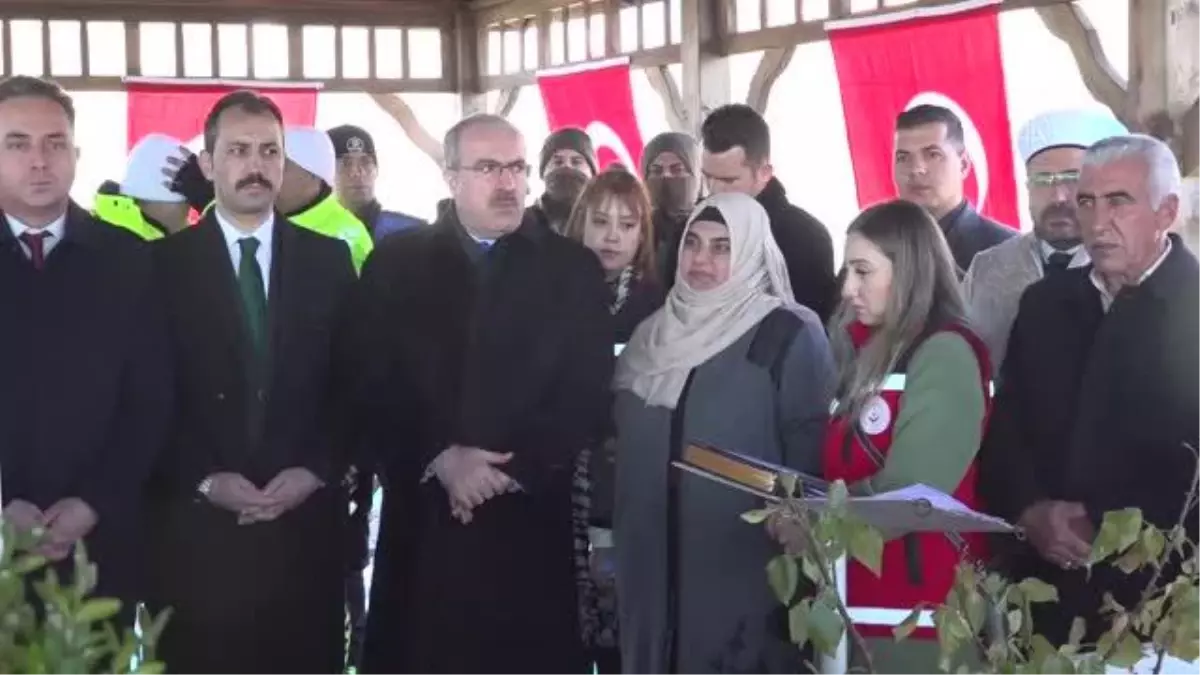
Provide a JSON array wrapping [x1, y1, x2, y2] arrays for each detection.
[[197, 476, 214, 498]]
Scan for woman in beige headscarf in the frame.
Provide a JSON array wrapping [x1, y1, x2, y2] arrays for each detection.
[[610, 191, 836, 674]]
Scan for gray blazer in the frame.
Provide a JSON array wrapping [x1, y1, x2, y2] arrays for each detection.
[[962, 232, 1089, 370]]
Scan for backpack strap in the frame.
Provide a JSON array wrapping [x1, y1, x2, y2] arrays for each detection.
[[746, 308, 804, 392]]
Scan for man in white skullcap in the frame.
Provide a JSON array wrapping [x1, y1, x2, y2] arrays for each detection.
[[279, 126, 374, 272], [93, 133, 192, 239], [962, 108, 1128, 370]]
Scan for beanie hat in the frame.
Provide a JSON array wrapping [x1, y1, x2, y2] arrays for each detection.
[[327, 124, 377, 160], [1017, 109, 1129, 164], [284, 126, 337, 185], [539, 127, 598, 177], [640, 131, 699, 178], [122, 133, 188, 203]]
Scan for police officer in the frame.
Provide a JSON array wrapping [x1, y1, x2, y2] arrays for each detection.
[[327, 124, 424, 241], [278, 126, 374, 272], [93, 133, 192, 239]]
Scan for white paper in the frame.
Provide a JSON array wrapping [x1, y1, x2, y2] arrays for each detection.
[[806, 483, 1016, 535]]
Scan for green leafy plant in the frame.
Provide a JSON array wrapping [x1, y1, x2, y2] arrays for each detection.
[[0, 523, 170, 674], [746, 457, 1199, 674]]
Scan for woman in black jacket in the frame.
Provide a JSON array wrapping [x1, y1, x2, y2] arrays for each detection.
[[562, 167, 665, 673]]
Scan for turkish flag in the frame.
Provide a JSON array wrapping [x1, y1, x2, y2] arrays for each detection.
[[829, 0, 1019, 226], [537, 58, 644, 171], [126, 79, 319, 151]]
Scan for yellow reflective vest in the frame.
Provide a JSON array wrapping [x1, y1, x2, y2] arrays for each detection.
[[92, 192, 166, 241], [290, 194, 374, 273], [201, 193, 373, 273]]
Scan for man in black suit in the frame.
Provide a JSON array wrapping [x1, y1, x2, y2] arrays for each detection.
[[893, 104, 1017, 272], [350, 114, 613, 673], [0, 75, 171, 620], [979, 134, 1197, 646], [145, 90, 356, 673], [699, 104, 837, 322]]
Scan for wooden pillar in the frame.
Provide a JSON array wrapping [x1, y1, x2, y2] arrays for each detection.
[[680, 0, 732, 136], [1129, 0, 1199, 173], [455, 8, 486, 118]]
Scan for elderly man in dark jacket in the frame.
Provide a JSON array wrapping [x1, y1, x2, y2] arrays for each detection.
[[351, 113, 613, 673], [699, 104, 837, 322], [979, 134, 1198, 647]]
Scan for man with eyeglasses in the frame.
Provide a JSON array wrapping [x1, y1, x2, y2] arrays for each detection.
[[962, 109, 1128, 370], [347, 113, 613, 673]]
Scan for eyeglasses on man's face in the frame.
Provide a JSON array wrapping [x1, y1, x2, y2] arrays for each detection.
[[1027, 169, 1081, 189], [455, 160, 531, 179]]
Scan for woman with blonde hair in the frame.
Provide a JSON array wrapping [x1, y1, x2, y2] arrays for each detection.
[[821, 198, 993, 671], [612, 191, 835, 673], [564, 168, 665, 672], [564, 168, 666, 342]]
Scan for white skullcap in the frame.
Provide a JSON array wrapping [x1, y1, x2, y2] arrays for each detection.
[[122, 133, 188, 203], [285, 126, 337, 185], [1017, 109, 1130, 165]]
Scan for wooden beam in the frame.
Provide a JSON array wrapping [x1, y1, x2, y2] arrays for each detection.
[[745, 45, 794, 115], [1129, 0, 1199, 172], [680, 0, 731, 134], [1036, 2, 1129, 123], [646, 65, 687, 132], [369, 92, 444, 168], [492, 86, 521, 117], [479, 43, 680, 89]]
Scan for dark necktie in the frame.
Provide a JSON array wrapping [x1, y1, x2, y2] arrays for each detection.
[[236, 237, 268, 358], [1044, 251, 1072, 276], [19, 231, 51, 271]]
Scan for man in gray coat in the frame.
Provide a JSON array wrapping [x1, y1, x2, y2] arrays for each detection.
[[962, 109, 1127, 370]]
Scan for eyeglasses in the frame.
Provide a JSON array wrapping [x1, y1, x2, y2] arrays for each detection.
[[453, 160, 531, 179], [1027, 169, 1081, 188]]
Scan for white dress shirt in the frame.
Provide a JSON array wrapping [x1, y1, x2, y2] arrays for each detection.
[[1090, 237, 1173, 311], [6, 212, 67, 259], [215, 209, 275, 296]]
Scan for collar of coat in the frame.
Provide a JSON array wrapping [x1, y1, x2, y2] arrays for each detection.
[[433, 201, 549, 248], [0, 201, 108, 251]]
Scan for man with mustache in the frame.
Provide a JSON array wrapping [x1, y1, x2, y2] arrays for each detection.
[[963, 109, 1128, 369], [327, 124, 424, 241], [893, 104, 1017, 273], [162, 126, 373, 272], [979, 133, 1197, 651], [347, 113, 613, 673], [640, 131, 701, 284], [531, 126, 598, 234], [145, 90, 357, 673]]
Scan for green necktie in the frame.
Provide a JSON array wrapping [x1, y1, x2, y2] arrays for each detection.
[[236, 237, 268, 358]]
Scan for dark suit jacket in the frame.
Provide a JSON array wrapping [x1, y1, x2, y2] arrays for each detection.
[[0, 202, 171, 603], [979, 234, 1198, 644], [351, 205, 613, 672], [756, 178, 838, 323], [938, 200, 1018, 273], [147, 212, 356, 673]]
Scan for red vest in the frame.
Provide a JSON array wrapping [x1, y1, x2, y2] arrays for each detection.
[[822, 322, 993, 638]]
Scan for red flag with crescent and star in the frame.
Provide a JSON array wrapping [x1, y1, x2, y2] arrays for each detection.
[[537, 58, 644, 172], [828, 0, 1019, 226], [125, 78, 319, 151]]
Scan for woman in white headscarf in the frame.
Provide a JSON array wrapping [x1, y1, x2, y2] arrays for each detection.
[[611, 191, 836, 674]]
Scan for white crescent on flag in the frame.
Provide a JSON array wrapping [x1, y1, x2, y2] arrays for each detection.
[[905, 91, 990, 212], [585, 121, 637, 172]]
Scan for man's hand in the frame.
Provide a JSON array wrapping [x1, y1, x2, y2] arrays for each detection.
[[39, 498, 98, 561], [1019, 500, 1094, 569], [205, 472, 275, 514], [159, 147, 214, 212], [433, 446, 515, 514], [239, 467, 325, 524], [3, 499, 45, 532]]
